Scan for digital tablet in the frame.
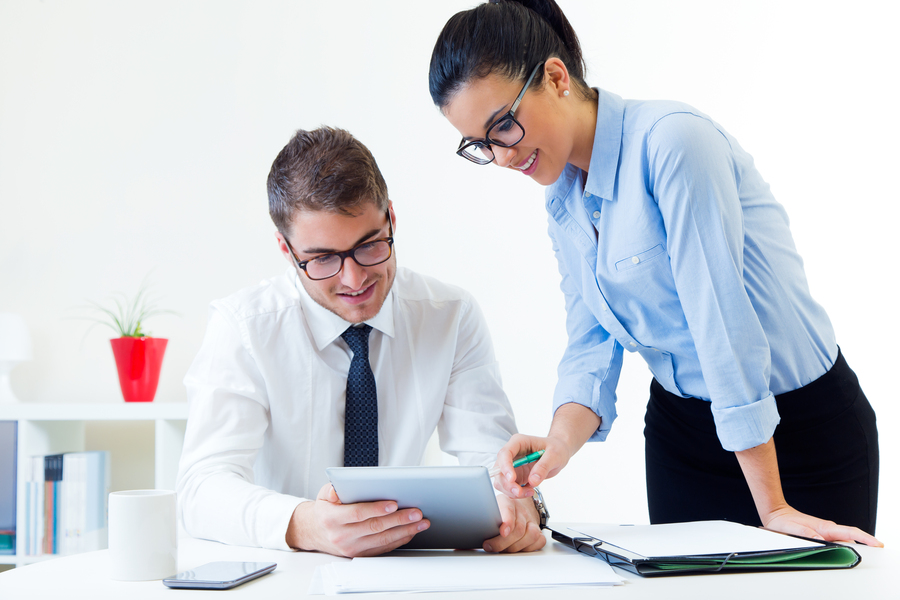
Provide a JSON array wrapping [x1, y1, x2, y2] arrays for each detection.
[[326, 465, 502, 549]]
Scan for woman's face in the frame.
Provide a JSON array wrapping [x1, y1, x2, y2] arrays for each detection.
[[442, 72, 573, 186]]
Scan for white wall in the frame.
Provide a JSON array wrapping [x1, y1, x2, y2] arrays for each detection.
[[1, 0, 896, 541]]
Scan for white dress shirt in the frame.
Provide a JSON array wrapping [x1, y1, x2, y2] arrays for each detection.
[[176, 266, 517, 550]]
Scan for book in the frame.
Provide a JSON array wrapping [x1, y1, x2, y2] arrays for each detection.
[[26, 454, 45, 555], [24, 451, 110, 556], [0, 421, 16, 555]]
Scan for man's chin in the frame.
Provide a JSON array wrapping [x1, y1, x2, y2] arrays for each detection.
[[319, 290, 387, 324]]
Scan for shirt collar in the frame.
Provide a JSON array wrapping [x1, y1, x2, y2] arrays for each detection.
[[289, 267, 396, 351], [583, 88, 626, 202], [544, 88, 625, 207]]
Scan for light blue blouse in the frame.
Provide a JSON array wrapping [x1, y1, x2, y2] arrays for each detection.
[[546, 88, 837, 452]]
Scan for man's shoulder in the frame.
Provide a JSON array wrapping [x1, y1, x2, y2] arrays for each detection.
[[394, 267, 474, 307], [211, 268, 301, 323]]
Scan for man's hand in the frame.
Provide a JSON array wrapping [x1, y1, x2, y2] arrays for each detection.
[[482, 495, 547, 553], [285, 483, 430, 557]]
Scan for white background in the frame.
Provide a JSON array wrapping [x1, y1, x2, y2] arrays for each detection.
[[1, 1, 897, 542]]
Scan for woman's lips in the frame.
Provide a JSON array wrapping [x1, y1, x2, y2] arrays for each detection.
[[515, 150, 539, 175]]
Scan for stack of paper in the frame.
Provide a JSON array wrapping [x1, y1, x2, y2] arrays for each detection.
[[309, 553, 624, 595]]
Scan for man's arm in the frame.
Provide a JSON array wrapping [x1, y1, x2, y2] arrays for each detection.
[[177, 304, 307, 550]]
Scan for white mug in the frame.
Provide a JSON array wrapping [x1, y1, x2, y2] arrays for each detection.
[[108, 489, 177, 581]]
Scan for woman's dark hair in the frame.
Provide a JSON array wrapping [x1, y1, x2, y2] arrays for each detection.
[[429, 0, 590, 109]]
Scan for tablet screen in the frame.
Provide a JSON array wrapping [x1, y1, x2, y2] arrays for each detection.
[[326, 465, 502, 549]]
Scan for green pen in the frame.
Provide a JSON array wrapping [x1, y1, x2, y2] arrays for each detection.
[[488, 449, 545, 478]]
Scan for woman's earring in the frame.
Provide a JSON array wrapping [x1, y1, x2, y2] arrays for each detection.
[[563, 90, 570, 97]]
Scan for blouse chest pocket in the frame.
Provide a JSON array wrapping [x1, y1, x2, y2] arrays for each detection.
[[614, 243, 666, 272]]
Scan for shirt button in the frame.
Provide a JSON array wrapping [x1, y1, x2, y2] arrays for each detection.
[[631, 256, 640, 264], [592, 211, 600, 219], [629, 342, 637, 347]]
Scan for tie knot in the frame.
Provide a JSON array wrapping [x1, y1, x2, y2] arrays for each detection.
[[341, 324, 372, 354]]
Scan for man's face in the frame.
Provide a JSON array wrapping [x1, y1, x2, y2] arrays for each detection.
[[276, 202, 396, 324]]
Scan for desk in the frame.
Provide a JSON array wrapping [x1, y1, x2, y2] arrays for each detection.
[[0, 527, 891, 599]]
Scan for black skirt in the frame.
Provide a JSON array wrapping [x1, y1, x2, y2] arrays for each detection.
[[644, 349, 879, 535]]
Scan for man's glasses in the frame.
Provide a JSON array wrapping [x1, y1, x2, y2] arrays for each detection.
[[286, 212, 394, 281], [456, 61, 545, 165]]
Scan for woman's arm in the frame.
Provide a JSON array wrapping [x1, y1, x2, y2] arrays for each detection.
[[736, 437, 882, 546]]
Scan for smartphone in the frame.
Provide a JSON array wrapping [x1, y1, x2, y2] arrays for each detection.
[[162, 561, 277, 589]]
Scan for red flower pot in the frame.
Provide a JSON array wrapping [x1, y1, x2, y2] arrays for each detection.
[[110, 337, 168, 402]]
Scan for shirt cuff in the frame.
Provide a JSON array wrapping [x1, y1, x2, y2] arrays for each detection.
[[552, 374, 617, 442], [258, 493, 309, 551], [710, 392, 781, 452]]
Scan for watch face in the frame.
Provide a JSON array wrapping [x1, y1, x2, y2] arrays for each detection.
[[532, 488, 549, 527]]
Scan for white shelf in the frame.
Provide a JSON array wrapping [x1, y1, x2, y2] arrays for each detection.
[[1, 402, 189, 569], [0, 402, 187, 421]]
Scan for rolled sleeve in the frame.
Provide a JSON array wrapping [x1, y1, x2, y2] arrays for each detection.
[[711, 392, 780, 452]]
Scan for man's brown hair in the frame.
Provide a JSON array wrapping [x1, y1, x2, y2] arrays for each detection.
[[267, 127, 389, 236]]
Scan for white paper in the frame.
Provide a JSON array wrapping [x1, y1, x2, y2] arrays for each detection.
[[309, 553, 623, 594], [567, 520, 822, 558]]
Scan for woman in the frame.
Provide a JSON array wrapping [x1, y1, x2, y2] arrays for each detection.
[[429, 0, 881, 545]]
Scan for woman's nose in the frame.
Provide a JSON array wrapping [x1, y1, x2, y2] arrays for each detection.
[[492, 146, 517, 168]]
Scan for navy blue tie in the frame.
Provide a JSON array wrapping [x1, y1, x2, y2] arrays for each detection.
[[341, 324, 378, 467]]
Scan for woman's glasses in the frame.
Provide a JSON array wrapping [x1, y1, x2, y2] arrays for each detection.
[[456, 62, 545, 165]]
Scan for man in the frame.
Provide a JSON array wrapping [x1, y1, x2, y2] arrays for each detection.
[[176, 126, 545, 557]]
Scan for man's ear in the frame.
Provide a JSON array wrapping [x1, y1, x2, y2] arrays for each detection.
[[388, 201, 396, 233], [275, 231, 295, 264]]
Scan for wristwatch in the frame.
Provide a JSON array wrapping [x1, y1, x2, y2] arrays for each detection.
[[531, 487, 549, 529]]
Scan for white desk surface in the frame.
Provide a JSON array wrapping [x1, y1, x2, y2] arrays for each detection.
[[0, 526, 891, 599]]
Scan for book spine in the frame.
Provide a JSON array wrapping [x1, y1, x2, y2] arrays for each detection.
[[30, 455, 44, 556], [43, 454, 64, 555]]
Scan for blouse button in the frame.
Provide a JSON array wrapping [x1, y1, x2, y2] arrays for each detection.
[[631, 256, 640, 264], [592, 211, 601, 219]]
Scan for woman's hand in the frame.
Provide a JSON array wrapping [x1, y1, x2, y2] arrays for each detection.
[[736, 437, 883, 547], [492, 403, 601, 498], [761, 506, 883, 547], [492, 434, 574, 498]]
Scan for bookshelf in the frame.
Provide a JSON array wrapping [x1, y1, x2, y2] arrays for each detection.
[[0, 402, 188, 568]]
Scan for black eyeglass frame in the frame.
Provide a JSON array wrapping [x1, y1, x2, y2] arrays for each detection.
[[285, 210, 394, 281], [456, 61, 546, 165]]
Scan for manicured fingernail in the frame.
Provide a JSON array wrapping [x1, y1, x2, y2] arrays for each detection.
[[409, 511, 421, 521], [484, 543, 492, 552], [418, 521, 429, 531], [385, 503, 397, 513]]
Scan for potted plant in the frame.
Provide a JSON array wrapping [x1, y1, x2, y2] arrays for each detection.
[[81, 281, 176, 403]]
